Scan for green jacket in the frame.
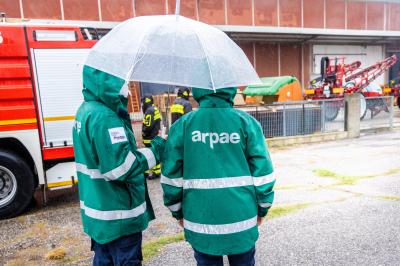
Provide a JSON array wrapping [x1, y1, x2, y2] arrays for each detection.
[[72, 66, 158, 244], [161, 87, 275, 256]]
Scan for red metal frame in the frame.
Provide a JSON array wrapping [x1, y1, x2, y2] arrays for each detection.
[[42, 147, 74, 160], [306, 55, 398, 100], [0, 24, 97, 161]]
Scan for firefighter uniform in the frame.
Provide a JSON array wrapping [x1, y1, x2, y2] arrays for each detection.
[[142, 95, 161, 178], [171, 87, 192, 124]]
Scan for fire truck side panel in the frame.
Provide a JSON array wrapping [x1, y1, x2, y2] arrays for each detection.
[[31, 48, 89, 148], [0, 129, 44, 184], [24, 25, 96, 190], [0, 24, 100, 217], [0, 25, 44, 183]]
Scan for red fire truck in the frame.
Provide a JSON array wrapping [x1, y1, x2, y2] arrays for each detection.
[[0, 23, 113, 218]]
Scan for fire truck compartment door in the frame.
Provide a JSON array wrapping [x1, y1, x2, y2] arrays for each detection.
[[32, 49, 89, 147]]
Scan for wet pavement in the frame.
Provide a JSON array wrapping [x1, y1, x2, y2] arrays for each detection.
[[0, 129, 399, 265], [147, 130, 400, 266]]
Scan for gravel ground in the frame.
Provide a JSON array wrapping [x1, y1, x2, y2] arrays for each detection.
[[0, 130, 399, 266]]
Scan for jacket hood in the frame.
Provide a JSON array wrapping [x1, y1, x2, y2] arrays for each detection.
[[192, 87, 237, 107], [82, 65, 130, 120]]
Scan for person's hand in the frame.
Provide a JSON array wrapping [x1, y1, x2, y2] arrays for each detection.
[[178, 219, 184, 228], [257, 216, 265, 226]]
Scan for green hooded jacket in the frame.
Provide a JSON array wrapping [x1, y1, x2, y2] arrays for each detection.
[[161, 87, 275, 256], [72, 66, 158, 244]]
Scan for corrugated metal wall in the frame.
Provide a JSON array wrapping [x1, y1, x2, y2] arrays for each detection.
[[1, 0, 398, 30]]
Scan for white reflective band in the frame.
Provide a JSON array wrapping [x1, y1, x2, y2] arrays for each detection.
[[76, 163, 103, 179], [161, 174, 275, 189], [183, 176, 253, 189], [253, 173, 275, 187], [80, 201, 146, 221], [138, 148, 156, 169], [161, 174, 183, 187], [76, 151, 136, 181], [184, 216, 257, 235], [167, 202, 182, 212], [103, 151, 136, 180], [258, 202, 272, 208]]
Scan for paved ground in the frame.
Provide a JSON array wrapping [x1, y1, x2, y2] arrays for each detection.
[[147, 130, 400, 266], [0, 130, 399, 265]]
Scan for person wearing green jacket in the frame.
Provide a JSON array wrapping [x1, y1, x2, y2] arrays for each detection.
[[72, 66, 165, 265], [161, 87, 274, 266]]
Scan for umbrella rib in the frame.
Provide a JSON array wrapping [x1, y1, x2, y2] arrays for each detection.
[[193, 30, 216, 91], [125, 23, 159, 82]]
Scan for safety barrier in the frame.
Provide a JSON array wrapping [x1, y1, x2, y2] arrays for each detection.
[[238, 99, 345, 138], [360, 96, 394, 130], [131, 96, 394, 143]]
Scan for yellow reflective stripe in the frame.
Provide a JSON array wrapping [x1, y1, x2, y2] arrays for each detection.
[[44, 116, 75, 122], [0, 116, 75, 126], [154, 109, 161, 120], [47, 179, 78, 188], [0, 118, 37, 126], [143, 114, 152, 126], [143, 139, 152, 144], [171, 104, 184, 114]]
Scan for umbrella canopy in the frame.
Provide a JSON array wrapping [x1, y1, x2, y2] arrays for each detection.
[[84, 15, 261, 90]]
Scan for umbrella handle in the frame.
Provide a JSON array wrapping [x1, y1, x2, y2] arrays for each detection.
[[175, 0, 180, 16]]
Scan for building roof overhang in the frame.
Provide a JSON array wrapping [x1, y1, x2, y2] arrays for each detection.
[[216, 25, 400, 45]]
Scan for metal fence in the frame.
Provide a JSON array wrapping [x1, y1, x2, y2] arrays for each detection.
[[360, 96, 394, 130], [130, 96, 394, 142], [238, 99, 345, 138]]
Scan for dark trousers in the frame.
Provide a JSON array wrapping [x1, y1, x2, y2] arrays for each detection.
[[91, 232, 143, 266], [194, 247, 255, 266]]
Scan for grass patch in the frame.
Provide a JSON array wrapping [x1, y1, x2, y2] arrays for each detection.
[[268, 203, 311, 219], [313, 169, 374, 185], [313, 167, 400, 186], [382, 168, 400, 176], [375, 195, 400, 201], [142, 233, 184, 262], [45, 247, 66, 260]]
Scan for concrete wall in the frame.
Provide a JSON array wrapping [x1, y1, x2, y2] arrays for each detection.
[[1, 0, 400, 31]]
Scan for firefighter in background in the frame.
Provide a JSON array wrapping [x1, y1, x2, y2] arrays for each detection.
[[141, 95, 162, 179], [171, 87, 192, 124]]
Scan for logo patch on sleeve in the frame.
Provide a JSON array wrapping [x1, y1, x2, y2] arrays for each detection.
[[108, 127, 128, 144]]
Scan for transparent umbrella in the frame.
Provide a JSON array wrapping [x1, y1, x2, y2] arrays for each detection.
[[84, 15, 261, 90]]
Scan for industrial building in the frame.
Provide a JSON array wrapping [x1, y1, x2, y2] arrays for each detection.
[[1, 0, 399, 88]]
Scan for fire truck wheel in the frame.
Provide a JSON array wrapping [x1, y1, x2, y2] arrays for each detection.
[[0, 150, 35, 219]]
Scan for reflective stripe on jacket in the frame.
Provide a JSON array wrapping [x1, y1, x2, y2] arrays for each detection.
[[171, 97, 192, 124]]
